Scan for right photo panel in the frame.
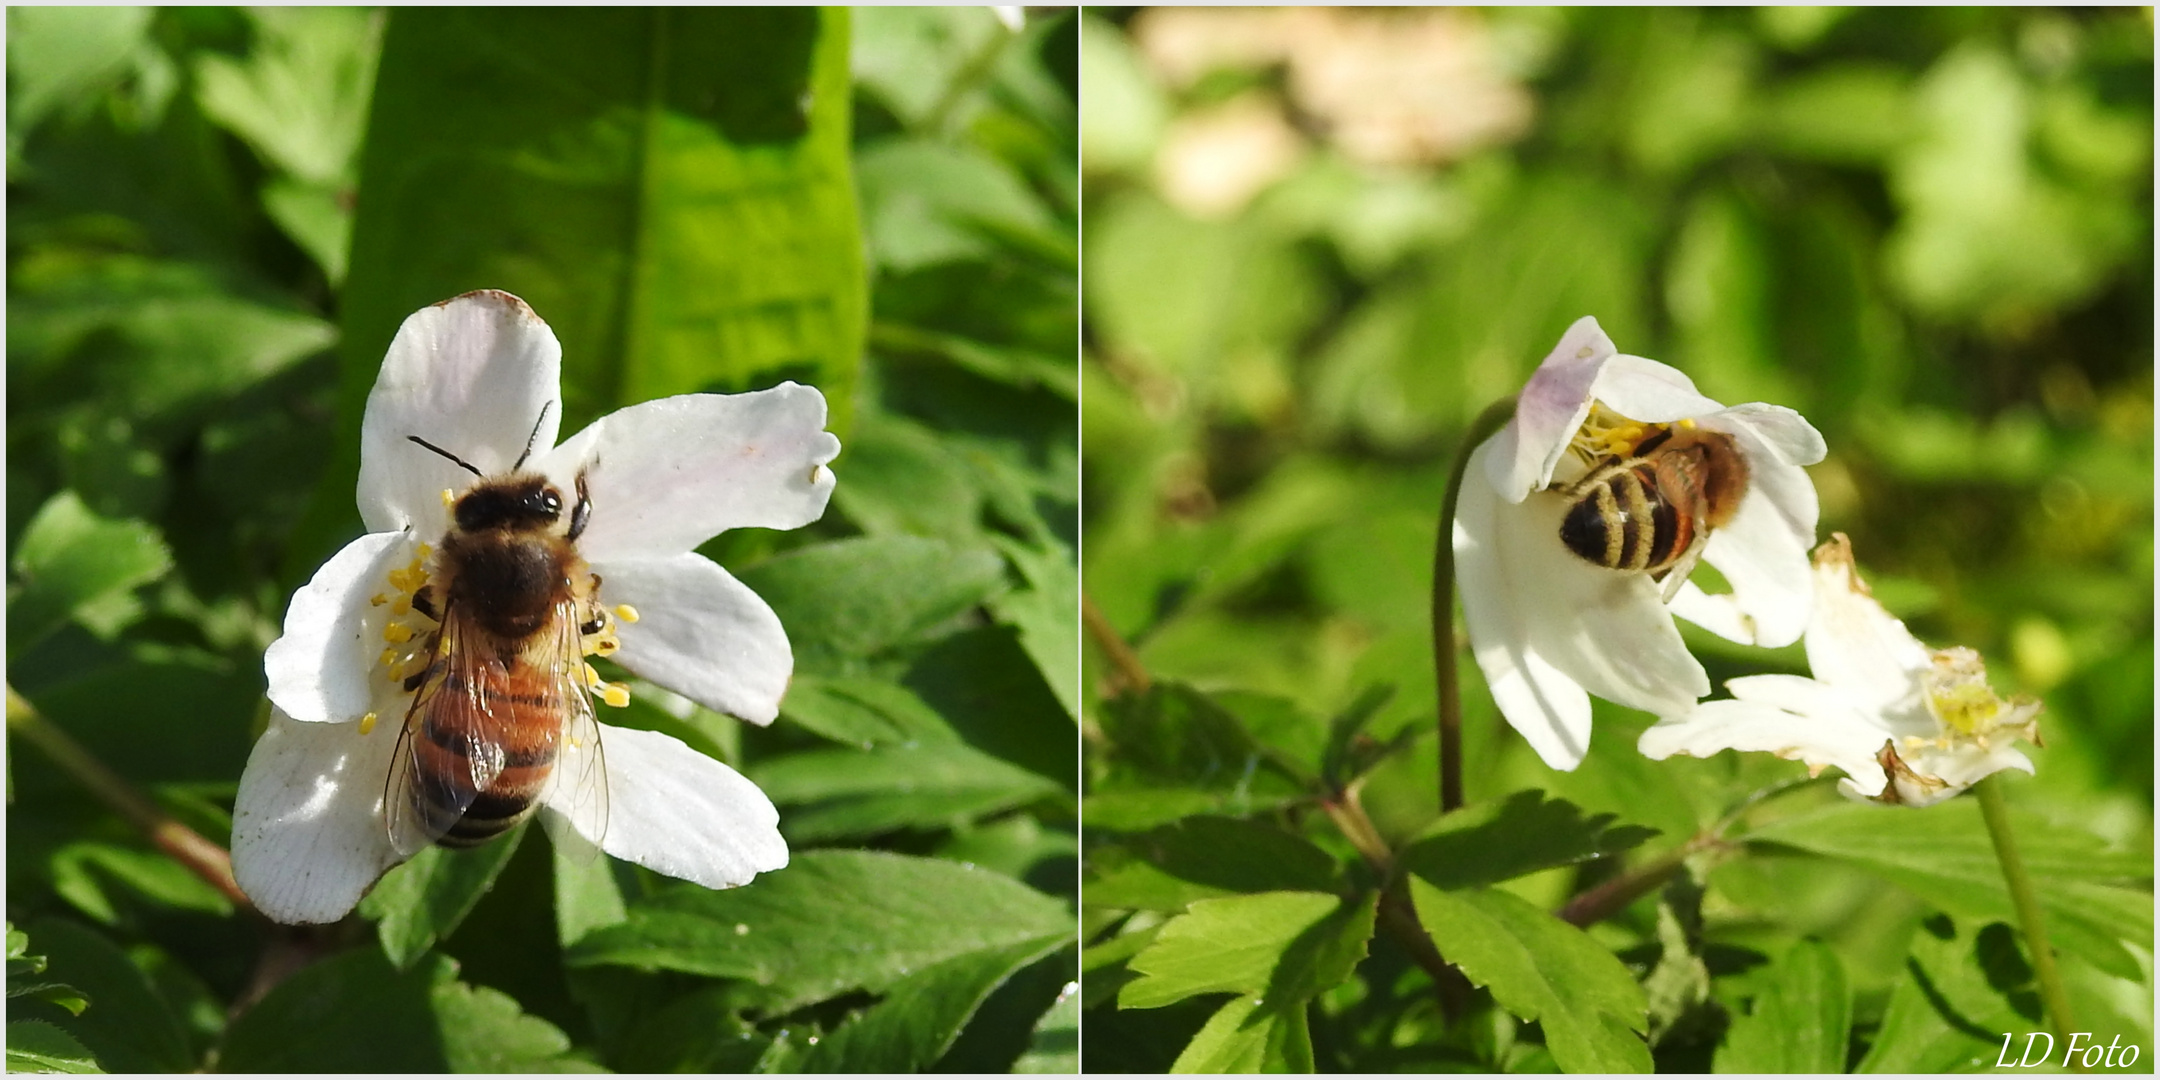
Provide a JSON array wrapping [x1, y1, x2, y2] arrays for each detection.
[[1079, 8, 2153, 1074]]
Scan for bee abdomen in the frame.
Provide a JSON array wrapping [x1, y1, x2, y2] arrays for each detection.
[[412, 671, 568, 849], [1558, 467, 1689, 573]]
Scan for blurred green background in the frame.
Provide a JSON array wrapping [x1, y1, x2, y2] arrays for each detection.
[[1080, 6, 2150, 1071], [9, 6, 1077, 1072]]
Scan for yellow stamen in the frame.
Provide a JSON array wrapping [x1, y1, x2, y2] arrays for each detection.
[[416, 542, 433, 559], [370, 593, 388, 607], [391, 595, 412, 616], [615, 604, 640, 624], [359, 712, 378, 735], [379, 647, 399, 669], [384, 622, 414, 643], [584, 663, 603, 689], [440, 489, 456, 508], [601, 684, 631, 708]]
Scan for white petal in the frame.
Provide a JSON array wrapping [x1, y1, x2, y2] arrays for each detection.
[[356, 291, 564, 533], [1709, 402, 1827, 466], [231, 708, 402, 924], [1457, 442, 1708, 770], [1664, 407, 1823, 648], [537, 384, 840, 562], [265, 531, 412, 723], [548, 723, 786, 890], [1588, 354, 1726, 423], [1804, 537, 1932, 715], [596, 554, 792, 725], [1485, 316, 1613, 501], [1639, 677, 1891, 796], [1896, 742, 2035, 807]]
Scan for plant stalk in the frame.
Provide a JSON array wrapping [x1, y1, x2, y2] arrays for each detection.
[[1976, 774, 2077, 1056], [1431, 396, 1516, 814], [6, 685, 255, 914], [1082, 592, 1152, 693]]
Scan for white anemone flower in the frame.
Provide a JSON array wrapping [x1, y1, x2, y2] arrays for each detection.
[[1455, 316, 1827, 771], [232, 290, 840, 924], [1639, 534, 2040, 807]]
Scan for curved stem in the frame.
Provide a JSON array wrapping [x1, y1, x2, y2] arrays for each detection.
[[1432, 397, 1517, 814], [6, 685, 255, 914], [1082, 592, 1151, 694], [1976, 774, 2077, 1057]]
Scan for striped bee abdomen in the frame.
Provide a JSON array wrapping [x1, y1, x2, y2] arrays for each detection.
[[1557, 462, 1693, 574], [409, 658, 566, 849]]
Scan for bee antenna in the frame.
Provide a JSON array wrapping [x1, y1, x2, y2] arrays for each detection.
[[513, 402, 553, 471], [406, 436, 484, 479]]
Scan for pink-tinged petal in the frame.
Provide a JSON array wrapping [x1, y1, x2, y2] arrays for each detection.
[[1457, 442, 1708, 770], [1484, 316, 1614, 501], [538, 384, 840, 561], [231, 708, 402, 925], [1588, 354, 1726, 423], [356, 290, 563, 533], [265, 531, 412, 723], [1640, 675, 1891, 795], [596, 554, 792, 725], [547, 723, 786, 890], [1804, 536, 1932, 716]]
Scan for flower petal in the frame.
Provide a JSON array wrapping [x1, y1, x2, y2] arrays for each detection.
[[1639, 674, 1892, 795], [231, 708, 402, 924], [537, 383, 840, 562], [1458, 441, 1708, 769], [265, 531, 412, 723], [597, 553, 792, 725], [1804, 535, 1932, 716], [356, 290, 564, 533], [1588, 354, 1726, 424], [1485, 316, 1613, 501], [1896, 742, 2034, 807], [547, 723, 786, 890]]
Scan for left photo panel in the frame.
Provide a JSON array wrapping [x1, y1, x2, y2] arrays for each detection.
[[6, 7, 1078, 1073]]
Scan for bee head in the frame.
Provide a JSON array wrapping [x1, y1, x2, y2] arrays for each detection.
[[454, 476, 563, 534]]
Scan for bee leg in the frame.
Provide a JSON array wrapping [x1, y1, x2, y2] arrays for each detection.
[[403, 667, 428, 693]]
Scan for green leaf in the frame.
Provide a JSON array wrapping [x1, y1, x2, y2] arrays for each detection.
[[803, 935, 1068, 1072], [551, 837, 627, 949], [1093, 681, 1305, 798], [750, 741, 1067, 842], [1080, 789, 1300, 834], [1408, 879, 1652, 1074], [7, 491, 172, 654], [986, 536, 1082, 722], [1086, 816, 1339, 912], [358, 822, 529, 970], [6, 1020, 103, 1074], [1856, 914, 2038, 1073], [49, 842, 234, 923], [1398, 789, 1660, 891], [904, 624, 1079, 787], [739, 536, 1007, 663], [1715, 939, 1850, 1074], [219, 950, 597, 1072], [565, 850, 1071, 1013], [191, 7, 381, 185], [1012, 982, 1079, 1073], [779, 674, 955, 749], [6, 925, 87, 1017], [1120, 890, 1372, 1011], [1169, 993, 1314, 1074], [857, 138, 1058, 273], [4, 6, 153, 135], [828, 411, 988, 541], [14, 920, 188, 1073], [1747, 800, 2152, 978]]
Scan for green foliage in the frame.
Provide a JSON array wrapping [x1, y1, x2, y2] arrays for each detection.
[[8, 6, 1076, 1072], [1080, 7, 2151, 1072]]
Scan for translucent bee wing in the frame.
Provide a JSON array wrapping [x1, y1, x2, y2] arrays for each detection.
[[383, 610, 507, 857], [539, 601, 610, 865], [1658, 532, 1710, 604]]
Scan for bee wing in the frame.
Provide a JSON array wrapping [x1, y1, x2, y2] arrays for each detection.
[[383, 607, 509, 857], [538, 598, 610, 864], [1657, 532, 1710, 604]]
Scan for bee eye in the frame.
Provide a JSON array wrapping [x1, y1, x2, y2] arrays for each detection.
[[536, 489, 562, 517]]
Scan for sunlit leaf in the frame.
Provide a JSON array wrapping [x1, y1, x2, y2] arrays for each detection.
[[6, 1021, 103, 1074], [358, 823, 528, 970], [7, 492, 172, 654], [1397, 789, 1658, 891], [1715, 939, 1850, 1073]]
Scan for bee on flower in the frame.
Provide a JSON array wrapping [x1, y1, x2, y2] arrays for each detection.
[[1453, 316, 1828, 771], [232, 290, 840, 924]]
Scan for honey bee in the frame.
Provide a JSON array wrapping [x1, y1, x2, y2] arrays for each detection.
[[384, 414, 610, 856], [1552, 424, 1749, 601]]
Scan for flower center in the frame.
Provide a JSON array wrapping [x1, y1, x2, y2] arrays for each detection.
[[1568, 402, 1689, 466], [1918, 646, 2042, 749]]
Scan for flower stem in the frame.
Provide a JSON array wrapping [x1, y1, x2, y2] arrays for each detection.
[[1082, 592, 1152, 693], [1432, 396, 1517, 813], [6, 685, 255, 914], [1976, 774, 2077, 1052]]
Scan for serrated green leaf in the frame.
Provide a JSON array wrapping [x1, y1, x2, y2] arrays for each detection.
[[3, 924, 84, 1016], [219, 950, 597, 1072], [780, 674, 955, 749], [739, 536, 1007, 663], [1398, 788, 1659, 891], [1169, 993, 1315, 1074], [804, 934, 1068, 1072], [1086, 816, 1339, 912], [1856, 914, 2038, 1073], [1408, 879, 1652, 1074], [751, 741, 1067, 842], [7, 491, 173, 654], [986, 536, 1081, 722], [1748, 799, 2152, 978], [14, 920, 188, 1073], [6, 1020, 103, 1074], [565, 850, 1070, 1013], [1715, 939, 1850, 1074], [359, 822, 528, 970], [1120, 890, 1372, 1013]]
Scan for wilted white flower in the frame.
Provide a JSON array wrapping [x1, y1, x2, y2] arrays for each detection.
[[1640, 534, 2040, 807], [1455, 316, 1827, 771], [233, 290, 840, 924]]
